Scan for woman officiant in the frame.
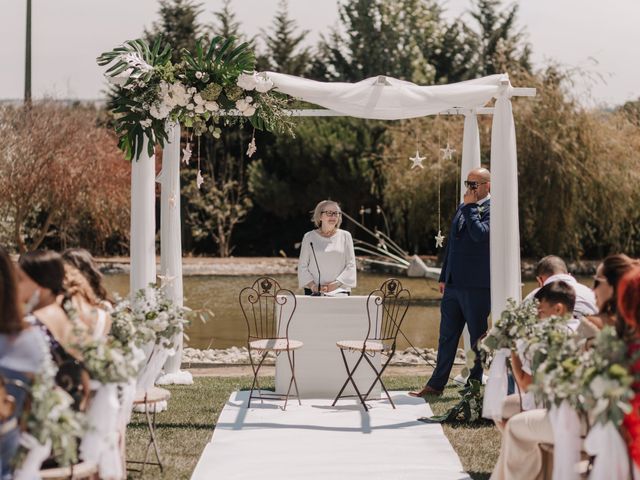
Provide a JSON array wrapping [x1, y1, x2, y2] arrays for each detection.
[[298, 200, 357, 296]]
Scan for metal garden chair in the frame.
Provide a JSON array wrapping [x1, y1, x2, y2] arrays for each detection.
[[332, 278, 410, 411], [239, 277, 302, 410]]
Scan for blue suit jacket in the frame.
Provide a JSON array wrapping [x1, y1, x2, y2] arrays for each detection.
[[438, 199, 490, 289]]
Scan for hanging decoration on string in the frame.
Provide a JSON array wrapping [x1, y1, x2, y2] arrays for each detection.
[[409, 127, 425, 170], [440, 143, 456, 161], [435, 116, 446, 248], [246, 129, 257, 158], [182, 129, 193, 164], [196, 136, 204, 189]]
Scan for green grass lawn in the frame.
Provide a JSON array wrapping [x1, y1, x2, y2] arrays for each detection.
[[126, 376, 500, 479]]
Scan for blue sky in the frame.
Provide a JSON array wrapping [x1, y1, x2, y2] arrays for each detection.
[[1, 0, 638, 107]]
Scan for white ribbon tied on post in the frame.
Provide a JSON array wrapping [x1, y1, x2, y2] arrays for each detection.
[[80, 383, 123, 479], [548, 401, 581, 480], [482, 348, 510, 420], [584, 421, 630, 480], [13, 433, 51, 480]]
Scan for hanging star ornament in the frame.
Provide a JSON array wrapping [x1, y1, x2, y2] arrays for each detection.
[[435, 230, 445, 248], [196, 170, 204, 189], [168, 192, 176, 209], [409, 150, 425, 169], [440, 143, 456, 160], [246, 136, 257, 158], [182, 143, 192, 164]]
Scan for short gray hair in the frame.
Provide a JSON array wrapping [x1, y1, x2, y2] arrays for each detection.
[[311, 200, 342, 228]]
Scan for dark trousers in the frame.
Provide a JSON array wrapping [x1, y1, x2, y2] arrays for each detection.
[[427, 285, 490, 390]]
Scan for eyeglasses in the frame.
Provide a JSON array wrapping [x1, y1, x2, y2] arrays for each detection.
[[593, 275, 607, 289], [464, 181, 489, 190], [321, 210, 341, 217]]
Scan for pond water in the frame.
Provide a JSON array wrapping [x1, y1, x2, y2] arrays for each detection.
[[103, 273, 589, 350]]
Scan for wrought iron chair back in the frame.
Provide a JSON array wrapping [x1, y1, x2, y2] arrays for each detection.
[[366, 278, 411, 349], [239, 277, 296, 343], [238, 277, 301, 409], [332, 278, 410, 411]]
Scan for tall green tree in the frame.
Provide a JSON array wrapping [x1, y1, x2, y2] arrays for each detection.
[[209, 0, 256, 47], [468, 0, 531, 76], [311, 0, 441, 83], [259, 0, 311, 76], [143, 0, 203, 63]]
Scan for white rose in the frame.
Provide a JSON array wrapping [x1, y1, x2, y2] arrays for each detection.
[[254, 76, 274, 93], [194, 104, 205, 114], [195, 71, 203, 79], [235, 99, 249, 111], [193, 93, 205, 105], [237, 72, 257, 90], [205, 101, 219, 112], [186, 103, 195, 111], [243, 105, 256, 116]]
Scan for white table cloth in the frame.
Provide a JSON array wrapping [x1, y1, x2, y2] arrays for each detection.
[[275, 295, 380, 399]]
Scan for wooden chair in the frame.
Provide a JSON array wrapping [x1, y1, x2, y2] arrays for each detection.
[[332, 278, 410, 411], [239, 277, 302, 410]]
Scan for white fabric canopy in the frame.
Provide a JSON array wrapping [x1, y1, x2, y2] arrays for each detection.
[[265, 72, 510, 119], [130, 72, 532, 386]]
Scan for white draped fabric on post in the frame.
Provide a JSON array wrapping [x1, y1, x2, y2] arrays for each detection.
[[459, 112, 482, 356], [130, 138, 157, 293], [460, 112, 481, 200], [489, 85, 522, 317], [156, 121, 193, 385]]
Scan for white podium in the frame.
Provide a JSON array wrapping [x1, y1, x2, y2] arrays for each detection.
[[275, 295, 380, 399]]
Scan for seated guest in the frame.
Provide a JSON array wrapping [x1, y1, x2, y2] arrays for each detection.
[[501, 281, 577, 422], [62, 248, 113, 309], [17, 251, 91, 411], [63, 263, 111, 339], [0, 248, 46, 479], [492, 259, 639, 480], [586, 254, 638, 331], [298, 200, 356, 296], [524, 255, 597, 318], [618, 267, 640, 468]]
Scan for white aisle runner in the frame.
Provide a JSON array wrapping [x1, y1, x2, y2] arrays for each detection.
[[191, 391, 470, 480]]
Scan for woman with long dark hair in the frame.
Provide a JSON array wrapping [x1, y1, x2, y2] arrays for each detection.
[[588, 254, 639, 331], [0, 248, 46, 478], [62, 248, 112, 307], [17, 250, 90, 411]]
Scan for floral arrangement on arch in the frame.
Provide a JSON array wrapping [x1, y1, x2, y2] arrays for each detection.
[[97, 36, 294, 161]]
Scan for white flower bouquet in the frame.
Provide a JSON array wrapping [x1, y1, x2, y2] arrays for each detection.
[[479, 298, 539, 368], [16, 341, 85, 468]]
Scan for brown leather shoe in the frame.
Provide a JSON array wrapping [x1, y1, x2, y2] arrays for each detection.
[[408, 386, 443, 397]]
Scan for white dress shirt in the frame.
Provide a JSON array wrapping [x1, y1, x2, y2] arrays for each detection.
[[524, 272, 598, 321]]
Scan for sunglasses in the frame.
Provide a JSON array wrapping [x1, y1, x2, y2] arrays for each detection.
[[464, 181, 488, 189], [593, 275, 607, 289], [321, 210, 341, 217]]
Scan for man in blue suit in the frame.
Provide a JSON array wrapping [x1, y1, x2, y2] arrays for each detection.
[[410, 167, 491, 397]]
